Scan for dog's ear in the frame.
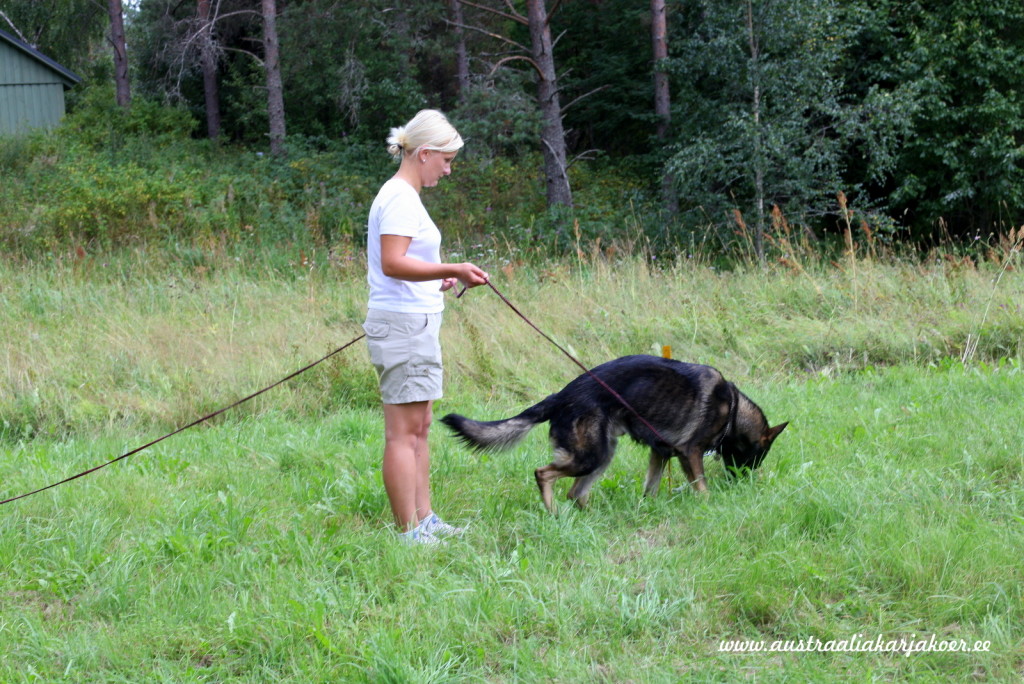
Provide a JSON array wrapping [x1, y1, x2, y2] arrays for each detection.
[[761, 422, 788, 447]]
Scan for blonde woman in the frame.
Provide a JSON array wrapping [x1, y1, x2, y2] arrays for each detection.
[[363, 110, 490, 544]]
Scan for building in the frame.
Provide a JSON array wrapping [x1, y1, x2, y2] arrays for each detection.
[[0, 28, 82, 136]]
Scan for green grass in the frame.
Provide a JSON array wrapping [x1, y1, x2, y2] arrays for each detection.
[[1, 250, 1023, 681]]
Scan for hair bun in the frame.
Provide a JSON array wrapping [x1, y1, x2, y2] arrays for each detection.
[[386, 126, 408, 160]]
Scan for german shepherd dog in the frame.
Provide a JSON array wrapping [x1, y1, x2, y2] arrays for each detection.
[[441, 355, 787, 512]]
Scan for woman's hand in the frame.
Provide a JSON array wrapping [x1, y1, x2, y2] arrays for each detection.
[[441, 263, 489, 295], [452, 262, 489, 289]]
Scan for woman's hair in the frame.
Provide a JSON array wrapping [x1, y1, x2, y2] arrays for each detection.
[[387, 109, 464, 161]]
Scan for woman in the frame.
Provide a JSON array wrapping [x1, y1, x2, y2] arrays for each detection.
[[363, 109, 490, 544]]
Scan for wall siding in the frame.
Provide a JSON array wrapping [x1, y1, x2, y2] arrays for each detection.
[[0, 40, 69, 135], [0, 83, 66, 133]]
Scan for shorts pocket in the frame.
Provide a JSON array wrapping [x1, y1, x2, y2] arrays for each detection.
[[362, 320, 390, 339]]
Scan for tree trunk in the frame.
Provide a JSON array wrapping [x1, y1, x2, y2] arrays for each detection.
[[107, 0, 131, 107], [197, 0, 221, 139], [262, 0, 286, 156], [651, 0, 677, 217], [527, 0, 572, 208], [449, 0, 471, 104], [745, 0, 765, 262]]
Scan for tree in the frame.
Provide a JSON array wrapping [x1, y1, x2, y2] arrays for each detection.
[[261, 0, 285, 156], [448, 0, 471, 104], [651, 0, 676, 216], [107, 0, 132, 107], [526, 0, 571, 207], [546, 0, 651, 158], [132, 0, 292, 152], [271, 1, 447, 140], [457, 0, 572, 207], [842, 0, 1024, 237], [743, 1, 768, 258], [667, 0, 906, 256], [0, 1, 105, 76], [197, 0, 222, 138]]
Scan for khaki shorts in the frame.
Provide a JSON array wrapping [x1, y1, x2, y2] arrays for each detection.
[[363, 309, 443, 404]]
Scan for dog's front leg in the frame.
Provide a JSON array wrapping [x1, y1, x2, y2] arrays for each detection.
[[682, 448, 708, 493], [643, 450, 669, 497]]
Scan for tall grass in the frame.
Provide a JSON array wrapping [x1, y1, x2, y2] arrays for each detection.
[[1, 247, 1022, 680], [4, 245, 1020, 440]]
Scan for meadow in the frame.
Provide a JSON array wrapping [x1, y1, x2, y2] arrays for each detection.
[[1, 246, 1023, 681]]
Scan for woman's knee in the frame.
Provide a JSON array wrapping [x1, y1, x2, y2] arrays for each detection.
[[384, 402, 432, 441]]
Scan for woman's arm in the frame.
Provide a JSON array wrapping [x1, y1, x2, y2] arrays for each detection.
[[380, 235, 489, 287]]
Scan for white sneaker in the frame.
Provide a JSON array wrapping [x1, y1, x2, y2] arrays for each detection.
[[397, 527, 443, 545], [419, 512, 466, 538]]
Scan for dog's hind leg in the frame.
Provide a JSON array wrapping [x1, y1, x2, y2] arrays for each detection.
[[537, 413, 617, 512], [565, 430, 618, 508], [535, 441, 581, 513], [535, 463, 568, 513], [566, 463, 609, 508]]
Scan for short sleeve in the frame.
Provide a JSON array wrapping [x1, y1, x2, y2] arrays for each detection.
[[377, 188, 422, 238]]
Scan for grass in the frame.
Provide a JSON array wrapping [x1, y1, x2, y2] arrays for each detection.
[[1, 248, 1023, 681]]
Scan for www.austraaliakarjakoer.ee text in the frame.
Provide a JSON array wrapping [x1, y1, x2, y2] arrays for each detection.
[[719, 634, 992, 657]]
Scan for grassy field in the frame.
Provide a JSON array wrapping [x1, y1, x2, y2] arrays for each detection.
[[1, 248, 1023, 681]]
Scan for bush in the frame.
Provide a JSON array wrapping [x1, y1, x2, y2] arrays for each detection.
[[59, 85, 197, 150], [0, 91, 662, 258]]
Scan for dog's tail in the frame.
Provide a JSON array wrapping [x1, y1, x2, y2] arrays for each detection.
[[441, 394, 558, 452]]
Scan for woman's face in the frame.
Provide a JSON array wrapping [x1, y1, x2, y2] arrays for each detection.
[[419, 150, 457, 188]]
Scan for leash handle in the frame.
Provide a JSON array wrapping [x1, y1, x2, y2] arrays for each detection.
[[0, 334, 366, 506]]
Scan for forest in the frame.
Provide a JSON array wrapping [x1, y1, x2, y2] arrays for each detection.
[[2, 0, 1024, 257]]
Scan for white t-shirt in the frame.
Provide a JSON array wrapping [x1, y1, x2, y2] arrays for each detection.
[[366, 178, 444, 313]]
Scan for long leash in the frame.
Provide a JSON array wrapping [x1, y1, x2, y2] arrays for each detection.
[[0, 334, 366, 506], [3, 277, 715, 506]]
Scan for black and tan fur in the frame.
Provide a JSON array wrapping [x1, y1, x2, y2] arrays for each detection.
[[441, 355, 787, 512]]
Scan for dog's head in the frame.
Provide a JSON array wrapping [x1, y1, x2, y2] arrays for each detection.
[[719, 392, 787, 475]]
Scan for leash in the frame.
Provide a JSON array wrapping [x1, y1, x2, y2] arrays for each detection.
[[4, 277, 717, 506], [468, 280, 737, 490], [464, 280, 674, 447], [0, 333, 366, 506]]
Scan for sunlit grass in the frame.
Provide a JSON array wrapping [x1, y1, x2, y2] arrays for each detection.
[[1, 248, 1022, 680]]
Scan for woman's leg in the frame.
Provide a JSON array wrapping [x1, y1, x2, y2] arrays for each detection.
[[382, 401, 433, 530]]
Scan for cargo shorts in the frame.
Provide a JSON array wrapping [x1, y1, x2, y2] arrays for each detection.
[[362, 309, 443, 404]]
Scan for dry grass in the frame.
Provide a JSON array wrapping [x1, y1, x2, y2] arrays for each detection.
[[1, 242, 1022, 440]]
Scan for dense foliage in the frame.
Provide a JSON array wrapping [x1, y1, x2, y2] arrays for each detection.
[[3, 0, 1024, 247], [844, 0, 1024, 233], [0, 97, 658, 256]]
